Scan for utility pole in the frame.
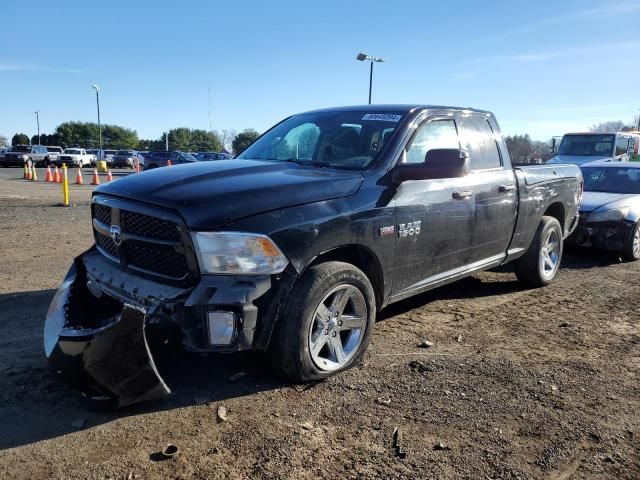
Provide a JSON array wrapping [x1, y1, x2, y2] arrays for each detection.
[[356, 53, 385, 104], [208, 86, 212, 133], [34, 110, 40, 144], [92, 85, 102, 158], [165, 132, 169, 151]]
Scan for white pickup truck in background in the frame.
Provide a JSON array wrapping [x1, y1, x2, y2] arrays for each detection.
[[55, 148, 93, 167]]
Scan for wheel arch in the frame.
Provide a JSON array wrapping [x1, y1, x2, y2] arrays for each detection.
[[543, 202, 566, 233], [306, 244, 385, 311]]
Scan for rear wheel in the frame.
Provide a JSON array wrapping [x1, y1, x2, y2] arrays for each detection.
[[515, 216, 563, 287], [269, 261, 376, 382], [621, 221, 640, 261]]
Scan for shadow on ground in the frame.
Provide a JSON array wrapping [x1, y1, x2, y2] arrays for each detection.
[[0, 289, 283, 451]]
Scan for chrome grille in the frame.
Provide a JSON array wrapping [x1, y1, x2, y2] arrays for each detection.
[[91, 199, 192, 281], [95, 231, 118, 258], [93, 203, 111, 225]]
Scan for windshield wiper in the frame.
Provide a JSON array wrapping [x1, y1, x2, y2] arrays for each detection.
[[283, 158, 332, 168]]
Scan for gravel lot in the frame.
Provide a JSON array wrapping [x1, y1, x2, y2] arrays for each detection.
[[0, 167, 638, 479]]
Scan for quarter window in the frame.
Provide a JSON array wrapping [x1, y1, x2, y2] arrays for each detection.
[[460, 116, 501, 170], [405, 119, 459, 164]]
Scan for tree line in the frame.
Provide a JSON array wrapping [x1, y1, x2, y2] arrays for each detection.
[[2, 122, 261, 155]]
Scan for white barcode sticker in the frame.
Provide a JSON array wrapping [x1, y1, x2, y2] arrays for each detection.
[[361, 113, 402, 122]]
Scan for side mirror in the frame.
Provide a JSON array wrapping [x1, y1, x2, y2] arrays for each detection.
[[392, 149, 470, 183]]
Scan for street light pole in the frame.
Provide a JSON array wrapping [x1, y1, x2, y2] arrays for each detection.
[[357, 52, 385, 104], [92, 84, 102, 159], [34, 111, 40, 145]]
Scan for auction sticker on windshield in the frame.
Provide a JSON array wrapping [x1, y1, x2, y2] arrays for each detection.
[[362, 113, 402, 122]]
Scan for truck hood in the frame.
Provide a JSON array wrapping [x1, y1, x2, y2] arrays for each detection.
[[547, 155, 612, 166], [95, 159, 364, 229], [580, 191, 639, 212]]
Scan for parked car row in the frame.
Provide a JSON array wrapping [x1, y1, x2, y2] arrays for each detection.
[[0, 145, 232, 169]]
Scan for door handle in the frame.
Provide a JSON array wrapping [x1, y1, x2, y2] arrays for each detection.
[[452, 190, 473, 200], [499, 184, 516, 193]]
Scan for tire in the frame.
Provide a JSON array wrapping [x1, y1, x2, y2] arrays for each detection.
[[269, 261, 376, 382], [621, 221, 640, 262], [515, 216, 563, 288]]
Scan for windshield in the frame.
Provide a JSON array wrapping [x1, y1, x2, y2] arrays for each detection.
[[581, 166, 640, 194], [64, 149, 82, 154], [105, 150, 117, 154], [46, 147, 62, 153], [10, 146, 31, 153], [559, 134, 614, 157], [237, 111, 403, 169], [179, 152, 197, 161], [116, 150, 133, 156]]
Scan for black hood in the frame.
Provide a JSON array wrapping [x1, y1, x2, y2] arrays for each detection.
[[95, 160, 364, 229]]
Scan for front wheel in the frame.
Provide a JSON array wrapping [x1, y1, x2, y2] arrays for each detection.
[[515, 216, 563, 287], [621, 222, 640, 261], [269, 261, 376, 382]]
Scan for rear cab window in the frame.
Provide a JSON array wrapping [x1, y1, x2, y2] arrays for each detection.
[[459, 115, 502, 170]]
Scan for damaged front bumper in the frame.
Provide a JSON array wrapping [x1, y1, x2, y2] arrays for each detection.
[[44, 249, 282, 407], [566, 219, 635, 251]]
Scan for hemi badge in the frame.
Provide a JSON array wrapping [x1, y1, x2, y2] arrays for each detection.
[[379, 226, 395, 236]]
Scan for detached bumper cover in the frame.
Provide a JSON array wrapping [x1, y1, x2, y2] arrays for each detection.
[[44, 259, 170, 407], [44, 250, 282, 407]]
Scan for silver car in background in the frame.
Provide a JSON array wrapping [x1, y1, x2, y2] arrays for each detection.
[[569, 161, 640, 260]]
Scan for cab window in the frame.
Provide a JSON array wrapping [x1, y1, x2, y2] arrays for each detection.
[[615, 137, 630, 157], [460, 116, 501, 170], [404, 119, 459, 164]]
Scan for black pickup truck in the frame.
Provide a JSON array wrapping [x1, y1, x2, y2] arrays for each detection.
[[45, 105, 583, 406]]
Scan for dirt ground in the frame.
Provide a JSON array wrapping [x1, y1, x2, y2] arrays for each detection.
[[0, 168, 638, 479]]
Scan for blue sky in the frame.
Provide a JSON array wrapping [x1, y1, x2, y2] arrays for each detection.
[[1, 0, 639, 142]]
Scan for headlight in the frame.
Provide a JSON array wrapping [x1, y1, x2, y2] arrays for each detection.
[[191, 232, 288, 275], [587, 207, 631, 222]]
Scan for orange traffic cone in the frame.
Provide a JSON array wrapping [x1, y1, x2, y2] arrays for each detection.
[[26, 165, 32, 181], [54, 166, 61, 183], [167, 159, 172, 167], [23, 164, 28, 179], [106, 170, 113, 182], [31, 166, 38, 181], [45, 165, 53, 182], [75, 167, 83, 185], [135, 159, 140, 173], [91, 168, 100, 185]]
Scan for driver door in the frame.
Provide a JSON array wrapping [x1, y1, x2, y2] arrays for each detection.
[[390, 116, 475, 296]]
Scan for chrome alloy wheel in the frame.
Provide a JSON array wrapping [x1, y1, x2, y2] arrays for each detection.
[[633, 226, 640, 258], [540, 228, 561, 279], [308, 284, 368, 371]]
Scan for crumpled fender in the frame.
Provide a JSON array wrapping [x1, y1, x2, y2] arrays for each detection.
[[44, 255, 170, 407]]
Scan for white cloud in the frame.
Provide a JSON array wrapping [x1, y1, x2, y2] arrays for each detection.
[[0, 63, 85, 74], [497, 2, 640, 38], [473, 40, 640, 64]]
